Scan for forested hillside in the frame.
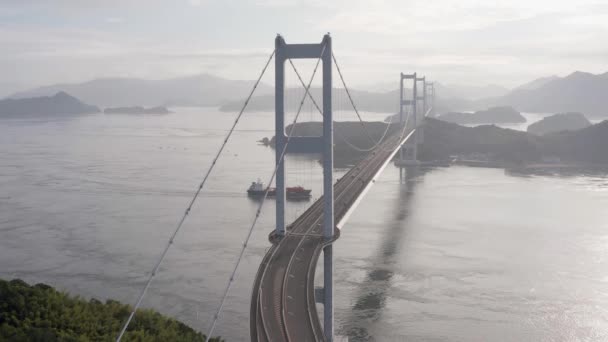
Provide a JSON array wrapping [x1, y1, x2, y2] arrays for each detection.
[[0, 278, 222, 342]]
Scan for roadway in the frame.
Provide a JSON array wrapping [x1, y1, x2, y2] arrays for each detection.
[[250, 122, 416, 342]]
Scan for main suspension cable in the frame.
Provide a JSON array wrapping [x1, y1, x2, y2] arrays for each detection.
[[115, 49, 276, 342], [338, 112, 395, 152], [331, 53, 382, 144], [288, 59, 396, 152], [204, 43, 327, 342]]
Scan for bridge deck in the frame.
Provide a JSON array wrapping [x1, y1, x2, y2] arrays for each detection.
[[251, 125, 415, 342]]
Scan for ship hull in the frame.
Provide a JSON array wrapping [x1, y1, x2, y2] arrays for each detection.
[[247, 189, 311, 200], [247, 189, 276, 198]]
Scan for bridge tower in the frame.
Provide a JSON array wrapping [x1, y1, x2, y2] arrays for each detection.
[[426, 82, 436, 117], [396, 72, 420, 166], [274, 33, 336, 341], [416, 76, 426, 145]]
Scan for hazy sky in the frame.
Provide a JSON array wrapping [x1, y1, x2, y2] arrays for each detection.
[[1, 0, 607, 93]]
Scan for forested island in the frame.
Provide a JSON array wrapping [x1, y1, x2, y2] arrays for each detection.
[[527, 112, 591, 135], [0, 92, 99, 117], [264, 118, 608, 168], [421, 117, 608, 165], [267, 121, 402, 167], [0, 278, 222, 341], [437, 106, 526, 124]]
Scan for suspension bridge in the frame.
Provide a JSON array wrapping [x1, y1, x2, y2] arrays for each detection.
[[115, 33, 436, 342]]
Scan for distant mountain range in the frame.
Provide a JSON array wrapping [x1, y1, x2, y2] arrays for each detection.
[[0, 92, 99, 117], [5, 70, 608, 118], [219, 86, 483, 115], [355, 72, 608, 118], [512, 75, 560, 91], [0, 82, 26, 99], [483, 71, 608, 117], [364, 81, 509, 101], [8, 74, 273, 108], [434, 82, 509, 100], [222, 71, 608, 118], [220, 87, 401, 114]]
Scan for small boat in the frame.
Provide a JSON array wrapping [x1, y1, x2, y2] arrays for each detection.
[[247, 179, 311, 200], [285, 186, 312, 200]]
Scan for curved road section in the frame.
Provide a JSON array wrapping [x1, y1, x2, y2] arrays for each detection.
[[251, 125, 416, 342]]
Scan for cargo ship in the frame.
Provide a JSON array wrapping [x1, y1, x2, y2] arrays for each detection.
[[247, 179, 311, 200]]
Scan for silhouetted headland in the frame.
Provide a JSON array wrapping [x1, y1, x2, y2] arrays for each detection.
[[263, 118, 608, 169], [265, 121, 401, 167], [422, 118, 608, 167], [0, 278, 223, 341], [0, 91, 99, 117], [437, 106, 525, 124], [527, 112, 591, 135]]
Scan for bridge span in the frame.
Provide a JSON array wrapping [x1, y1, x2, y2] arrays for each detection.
[[112, 32, 435, 342], [251, 123, 418, 341]]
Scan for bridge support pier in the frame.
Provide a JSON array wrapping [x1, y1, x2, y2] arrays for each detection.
[[323, 244, 333, 340]]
